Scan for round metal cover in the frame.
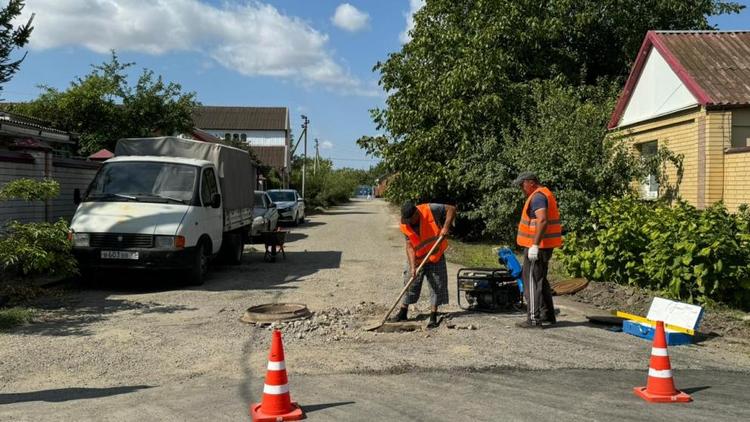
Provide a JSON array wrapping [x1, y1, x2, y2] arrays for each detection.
[[240, 303, 311, 324], [551, 278, 589, 295]]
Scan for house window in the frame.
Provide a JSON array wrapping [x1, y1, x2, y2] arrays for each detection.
[[224, 133, 231, 141], [241, 133, 247, 142], [638, 141, 659, 199], [731, 109, 750, 148], [232, 133, 239, 142]]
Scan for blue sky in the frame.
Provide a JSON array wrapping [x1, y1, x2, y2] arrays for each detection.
[[3, 1, 749, 169]]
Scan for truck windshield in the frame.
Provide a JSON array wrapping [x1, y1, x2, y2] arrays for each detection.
[[86, 162, 198, 204], [268, 191, 296, 202]]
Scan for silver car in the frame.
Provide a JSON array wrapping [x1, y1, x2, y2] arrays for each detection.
[[252, 191, 279, 236], [267, 189, 305, 225]]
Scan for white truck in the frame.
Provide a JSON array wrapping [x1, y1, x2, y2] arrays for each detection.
[[69, 136, 256, 285]]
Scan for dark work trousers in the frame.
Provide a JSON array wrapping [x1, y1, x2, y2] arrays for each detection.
[[522, 248, 556, 324]]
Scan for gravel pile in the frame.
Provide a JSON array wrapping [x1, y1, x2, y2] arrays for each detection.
[[254, 302, 385, 342]]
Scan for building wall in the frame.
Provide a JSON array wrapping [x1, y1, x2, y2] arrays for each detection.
[[723, 151, 750, 211], [0, 150, 100, 225], [204, 129, 287, 147], [618, 108, 703, 205]]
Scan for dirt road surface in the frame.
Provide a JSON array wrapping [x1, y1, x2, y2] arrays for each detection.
[[2, 199, 749, 421]]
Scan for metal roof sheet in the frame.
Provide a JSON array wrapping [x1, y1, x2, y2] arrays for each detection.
[[192, 106, 288, 131], [654, 31, 750, 106]]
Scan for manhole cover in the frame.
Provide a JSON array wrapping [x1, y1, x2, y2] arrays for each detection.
[[551, 278, 589, 295], [240, 303, 311, 324]]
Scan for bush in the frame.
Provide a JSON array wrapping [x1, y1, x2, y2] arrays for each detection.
[[0, 178, 59, 201], [559, 196, 750, 309], [0, 219, 78, 278], [0, 178, 77, 279]]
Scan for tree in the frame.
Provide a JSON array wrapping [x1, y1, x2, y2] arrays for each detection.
[[0, 0, 33, 94], [361, 0, 743, 239], [11, 52, 198, 154]]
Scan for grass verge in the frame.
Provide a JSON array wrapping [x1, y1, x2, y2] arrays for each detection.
[[0, 307, 34, 331], [445, 240, 504, 268]]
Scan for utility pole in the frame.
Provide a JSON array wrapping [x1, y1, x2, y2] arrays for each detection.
[[314, 138, 319, 175], [301, 115, 309, 199]]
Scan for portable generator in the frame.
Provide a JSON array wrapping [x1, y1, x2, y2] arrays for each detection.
[[457, 267, 522, 311]]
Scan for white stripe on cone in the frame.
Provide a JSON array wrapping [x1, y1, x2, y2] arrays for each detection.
[[651, 347, 668, 357], [263, 383, 290, 395], [267, 361, 286, 371], [648, 368, 673, 378]]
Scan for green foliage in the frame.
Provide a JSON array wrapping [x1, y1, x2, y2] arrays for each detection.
[[0, 179, 77, 278], [11, 52, 198, 154], [361, 0, 742, 239], [0, 219, 77, 278], [559, 197, 750, 310], [0, 0, 33, 94], [0, 307, 34, 331], [0, 178, 59, 201], [290, 157, 361, 208]]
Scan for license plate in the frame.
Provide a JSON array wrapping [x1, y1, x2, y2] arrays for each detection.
[[101, 251, 139, 260]]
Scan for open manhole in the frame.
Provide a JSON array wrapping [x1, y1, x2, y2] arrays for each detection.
[[240, 303, 311, 324]]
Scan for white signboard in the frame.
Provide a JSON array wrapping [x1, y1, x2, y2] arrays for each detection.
[[646, 297, 703, 330]]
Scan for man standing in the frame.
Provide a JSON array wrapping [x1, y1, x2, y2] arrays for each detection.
[[392, 201, 456, 328], [513, 172, 563, 328]]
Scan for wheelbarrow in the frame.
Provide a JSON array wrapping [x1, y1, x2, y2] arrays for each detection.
[[260, 230, 287, 262]]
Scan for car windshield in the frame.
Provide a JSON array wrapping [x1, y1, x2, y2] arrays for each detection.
[[268, 191, 296, 202], [86, 162, 198, 204]]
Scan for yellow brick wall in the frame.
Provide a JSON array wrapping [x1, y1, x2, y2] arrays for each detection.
[[616, 108, 702, 205], [704, 111, 729, 205], [723, 147, 750, 212]]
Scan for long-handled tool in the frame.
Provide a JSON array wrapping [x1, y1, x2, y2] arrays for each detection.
[[364, 234, 445, 332]]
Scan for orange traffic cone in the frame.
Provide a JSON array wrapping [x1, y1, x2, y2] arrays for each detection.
[[250, 330, 305, 421], [633, 321, 692, 403]]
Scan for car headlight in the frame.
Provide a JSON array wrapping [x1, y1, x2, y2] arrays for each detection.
[[154, 235, 185, 249], [71, 233, 89, 247]]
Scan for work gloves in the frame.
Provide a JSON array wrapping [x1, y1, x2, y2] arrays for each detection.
[[528, 244, 539, 261]]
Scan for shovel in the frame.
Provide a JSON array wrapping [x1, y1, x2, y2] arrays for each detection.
[[364, 234, 446, 331]]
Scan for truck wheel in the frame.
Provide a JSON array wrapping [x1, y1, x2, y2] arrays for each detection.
[[187, 242, 209, 286], [223, 233, 243, 265]]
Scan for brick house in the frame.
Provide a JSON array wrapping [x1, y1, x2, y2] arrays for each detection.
[[609, 31, 750, 211]]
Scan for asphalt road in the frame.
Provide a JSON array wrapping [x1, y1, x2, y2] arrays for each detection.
[[1, 199, 749, 421], [2, 369, 748, 421]]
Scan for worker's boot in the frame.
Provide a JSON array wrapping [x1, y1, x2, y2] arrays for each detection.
[[427, 312, 439, 328], [389, 307, 408, 322]]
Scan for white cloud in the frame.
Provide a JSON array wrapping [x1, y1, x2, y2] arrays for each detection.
[[19, 0, 377, 96], [321, 140, 334, 149], [399, 0, 425, 43], [331, 3, 369, 32]]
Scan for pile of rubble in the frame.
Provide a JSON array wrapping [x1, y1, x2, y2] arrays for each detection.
[[254, 302, 385, 342]]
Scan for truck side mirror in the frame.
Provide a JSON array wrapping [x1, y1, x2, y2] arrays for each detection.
[[269, 202, 277, 208], [73, 188, 82, 205], [211, 193, 221, 208]]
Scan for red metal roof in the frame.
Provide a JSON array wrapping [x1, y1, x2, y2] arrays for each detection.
[[89, 149, 114, 161], [610, 31, 750, 129]]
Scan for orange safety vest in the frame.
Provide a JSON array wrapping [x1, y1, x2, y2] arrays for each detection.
[[400, 204, 449, 263], [516, 187, 563, 249]]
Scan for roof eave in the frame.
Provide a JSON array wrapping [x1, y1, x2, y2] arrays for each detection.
[[608, 31, 714, 130]]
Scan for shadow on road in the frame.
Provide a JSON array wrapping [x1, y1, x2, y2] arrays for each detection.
[[303, 401, 356, 413], [0, 385, 153, 405], [15, 293, 197, 337]]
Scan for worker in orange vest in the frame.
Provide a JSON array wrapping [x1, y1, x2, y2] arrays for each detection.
[[393, 201, 456, 328], [513, 172, 563, 328]]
